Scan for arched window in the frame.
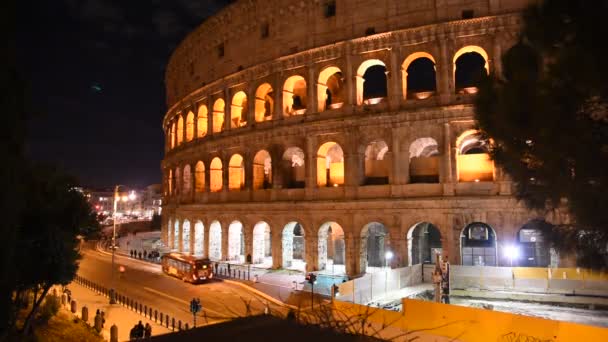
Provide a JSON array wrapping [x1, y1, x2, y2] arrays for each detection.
[[409, 137, 439, 183], [210, 157, 223, 192], [183, 164, 191, 195], [282, 222, 306, 271], [281, 147, 305, 188], [356, 59, 387, 105], [318, 66, 345, 111], [176, 115, 184, 145], [316, 142, 344, 187], [253, 150, 272, 190], [283, 75, 307, 116], [197, 105, 208, 138], [172, 122, 177, 148], [318, 222, 345, 274], [212, 99, 225, 133], [255, 83, 274, 122], [185, 111, 194, 141], [402, 52, 436, 100], [456, 131, 494, 182], [208, 220, 222, 261], [364, 140, 389, 185], [168, 169, 173, 195], [230, 91, 248, 128], [253, 222, 272, 267], [407, 222, 442, 265], [169, 122, 175, 149], [453, 46, 489, 94], [194, 221, 204, 256], [359, 222, 390, 273], [517, 220, 551, 267], [228, 154, 245, 191], [195, 161, 205, 193], [228, 221, 245, 263], [461, 222, 497, 266]]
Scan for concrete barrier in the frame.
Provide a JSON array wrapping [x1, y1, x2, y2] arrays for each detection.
[[337, 265, 423, 304]]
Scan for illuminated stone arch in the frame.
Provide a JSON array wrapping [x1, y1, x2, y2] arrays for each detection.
[[182, 164, 192, 196], [194, 220, 205, 256], [253, 150, 272, 190], [254, 83, 274, 122], [197, 105, 208, 138], [317, 66, 345, 111], [281, 147, 305, 188], [359, 222, 390, 273], [185, 111, 194, 141], [316, 142, 344, 187], [409, 137, 440, 183], [364, 140, 389, 185], [228, 154, 245, 191], [517, 219, 552, 267], [460, 222, 497, 266], [194, 161, 205, 193], [456, 130, 494, 182], [208, 220, 222, 261], [176, 115, 184, 145], [171, 122, 177, 148], [228, 220, 245, 263], [252, 221, 272, 266], [318, 222, 345, 274], [168, 169, 173, 195], [282, 75, 307, 116], [212, 98, 225, 133], [210, 157, 223, 192], [406, 222, 442, 266], [453, 45, 490, 93], [182, 219, 191, 253], [356, 59, 387, 105], [169, 122, 175, 149], [401, 52, 437, 100], [282, 221, 306, 271], [230, 91, 248, 128]]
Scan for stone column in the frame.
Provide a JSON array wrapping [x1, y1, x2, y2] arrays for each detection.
[[344, 234, 358, 277], [437, 37, 451, 104], [203, 223, 209, 258], [224, 88, 232, 131], [244, 225, 253, 263], [204, 160, 211, 193], [274, 73, 283, 120], [271, 224, 283, 269], [207, 99, 214, 136], [344, 152, 361, 187], [177, 220, 183, 253], [390, 229, 407, 268], [221, 223, 229, 261], [389, 46, 401, 110], [189, 162, 196, 203], [305, 234, 318, 272], [190, 221, 196, 255], [271, 147, 283, 190], [492, 36, 503, 78], [193, 106, 199, 141], [247, 86, 255, 125], [307, 66, 317, 115], [305, 136, 316, 198], [442, 123, 455, 195], [344, 44, 355, 110], [392, 132, 406, 184], [244, 152, 254, 192]]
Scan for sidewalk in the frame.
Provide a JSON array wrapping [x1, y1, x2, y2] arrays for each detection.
[[62, 281, 172, 341]]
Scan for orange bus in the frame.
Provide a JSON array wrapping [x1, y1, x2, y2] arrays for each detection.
[[161, 253, 214, 283]]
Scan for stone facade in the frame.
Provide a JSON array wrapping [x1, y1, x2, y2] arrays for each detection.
[[161, 0, 555, 277]]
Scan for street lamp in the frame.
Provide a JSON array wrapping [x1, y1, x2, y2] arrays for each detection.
[[384, 250, 394, 295], [110, 185, 134, 304], [504, 244, 519, 267]]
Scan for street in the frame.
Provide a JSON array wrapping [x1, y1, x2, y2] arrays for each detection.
[[77, 247, 286, 327]]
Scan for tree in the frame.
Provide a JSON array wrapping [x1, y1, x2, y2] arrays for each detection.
[[15, 164, 99, 334], [475, 0, 608, 268]]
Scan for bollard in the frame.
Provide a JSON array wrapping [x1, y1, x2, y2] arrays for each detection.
[[154, 310, 158, 322], [160, 312, 163, 325], [144, 305, 148, 317], [165, 315, 169, 328], [110, 324, 118, 342], [139, 303, 143, 313], [171, 317, 175, 331], [82, 306, 89, 324], [94, 313, 102, 332], [70, 300, 77, 314], [178, 320, 182, 331], [61, 293, 67, 305], [238, 270, 241, 278], [185, 323, 189, 330]]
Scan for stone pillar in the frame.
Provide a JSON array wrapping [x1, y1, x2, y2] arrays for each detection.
[[344, 234, 358, 277], [442, 123, 455, 195], [244, 225, 253, 263], [190, 220, 196, 255], [181, 114, 187, 144], [389, 46, 401, 110], [203, 223, 209, 258], [189, 162, 196, 202], [437, 37, 451, 104], [247, 86, 255, 125], [177, 219, 183, 253], [390, 230, 407, 268], [305, 235, 318, 272], [492, 36, 503, 78], [344, 152, 361, 187], [244, 153, 254, 191], [204, 160, 211, 193], [207, 99, 214, 136], [224, 89, 232, 131], [221, 223, 229, 261], [271, 147, 283, 190], [222, 155, 229, 193], [271, 225, 283, 269], [305, 136, 316, 197], [274, 74, 283, 120], [193, 106, 199, 141], [344, 44, 355, 110], [392, 132, 406, 184], [307, 66, 317, 115]]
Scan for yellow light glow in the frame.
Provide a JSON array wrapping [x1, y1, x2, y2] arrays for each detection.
[[121, 195, 128, 202]]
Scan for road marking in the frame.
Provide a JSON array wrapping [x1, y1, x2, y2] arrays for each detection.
[[142, 286, 226, 317]]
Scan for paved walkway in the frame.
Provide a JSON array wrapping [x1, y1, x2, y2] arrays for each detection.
[[61, 281, 172, 341]]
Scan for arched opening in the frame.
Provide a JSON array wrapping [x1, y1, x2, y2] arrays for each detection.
[[360, 222, 390, 273], [356, 59, 387, 105], [403, 53, 437, 100], [195, 161, 205, 193], [281, 147, 305, 188], [173, 219, 180, 250], [255, 83, 274, 122], [172, 122, 177, 147], [318, 222, 345, 275], [182, 220, 191, 254], [461, 222, 497, 266], [208, 220, 222, 261], [182, 164, 192, 196], [228, 154, 245, 191], [230, 91, 248, 128], [253, 221, 272, 267], [453, 46, 489, 94], [210, 157, 223, 192], [253, 150, 272, 190], [176, 116, 184, 145], [169, 122, 175, 149], [409, 137, 440, 183], [186, 111, 194, 141], [212, 99, 225, 133], [168, 169, 173, 195], [282, 222, 306, 271], [228, 221, 245, 263], [456, 131, 494, 182], [364, 140, 389, 185], [283, 75, 307, 116], [194, 221, 204, 256], [318, 66, 345, 111], [197, 105, 208, 138], [517, 220, 552, 267], [317, 142, 344, 187], [407, 222, 442, 265]]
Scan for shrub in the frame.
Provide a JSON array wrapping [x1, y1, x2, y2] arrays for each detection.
[[38, 294, 60, 322]]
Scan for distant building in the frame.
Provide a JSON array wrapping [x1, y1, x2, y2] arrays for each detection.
[[85, 184, 162, 220]]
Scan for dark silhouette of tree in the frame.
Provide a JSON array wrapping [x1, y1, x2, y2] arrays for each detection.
[[475, 0, 608, 268]]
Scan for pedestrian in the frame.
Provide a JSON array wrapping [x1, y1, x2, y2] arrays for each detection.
[[101, 310, 106, 328], [94, 311, 102, 333], [144, 323, 152, 338], [137, 320, 144, 338], [138, 251, 142, 259], [129, 325, 137, 340], [214, 263, 218, 274], [227, 263, 231, 275]]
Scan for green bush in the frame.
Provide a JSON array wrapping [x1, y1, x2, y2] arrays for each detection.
[[38, 294, 60, 321]]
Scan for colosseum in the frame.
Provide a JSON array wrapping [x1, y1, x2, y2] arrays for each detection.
[[161, 0, 564, 278]]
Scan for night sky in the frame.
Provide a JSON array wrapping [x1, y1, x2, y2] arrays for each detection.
[[17, 0, 232, 189]]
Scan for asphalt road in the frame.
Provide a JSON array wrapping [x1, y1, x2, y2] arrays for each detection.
[[77, 247, 286, 326]]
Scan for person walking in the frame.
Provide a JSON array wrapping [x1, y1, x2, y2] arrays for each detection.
[[144, 323, 152, 338], [136, 320, 144, 338]]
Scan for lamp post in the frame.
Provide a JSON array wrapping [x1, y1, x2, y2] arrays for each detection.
[[110, 185, 136, 304], [504, 244, 519, 267]]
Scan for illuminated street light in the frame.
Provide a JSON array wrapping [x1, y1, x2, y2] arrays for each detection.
[[110, 185, 135, 304], [504, 244, 519, 267], [128, 191, 136, 201]]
